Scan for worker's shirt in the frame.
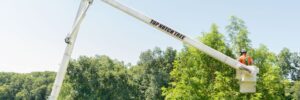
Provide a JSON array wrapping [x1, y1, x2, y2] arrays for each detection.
[[239, 55, 253, 65]]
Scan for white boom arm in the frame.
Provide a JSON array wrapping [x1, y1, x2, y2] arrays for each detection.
[[49, 0, 93, 100], [49, 0, 258, 99], [101, 0, 257, 73], [101, 0, 259, 93]]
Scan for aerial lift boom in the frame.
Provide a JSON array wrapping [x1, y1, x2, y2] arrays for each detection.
[[49, 0, 93, 99], [49, 0, 259, 99]]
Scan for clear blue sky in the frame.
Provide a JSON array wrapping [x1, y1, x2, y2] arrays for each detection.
[[1, 0, 299, 73]]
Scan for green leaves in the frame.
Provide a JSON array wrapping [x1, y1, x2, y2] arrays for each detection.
[[133, 47, 177, 100], [61, 55, 135, 100], [163, 24, 238, 99], [163, 17, 298, 100], [0, 72, 55, 100], [57, 47, 177, 100], [226, 16, 251, 57], [278, 48, 300, 81]]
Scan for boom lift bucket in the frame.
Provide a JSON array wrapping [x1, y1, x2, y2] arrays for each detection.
[[236, 66, 259, 93]]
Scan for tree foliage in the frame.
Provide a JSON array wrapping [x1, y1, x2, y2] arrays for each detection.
[[278, 48, 300, 81], [60, 55, 136, 100], [130, 47, 176, 100], [0, 72, 55, 100], [226, 16, 251, 57], [163, 24, 238, 99], [58, 47, 177, 100]]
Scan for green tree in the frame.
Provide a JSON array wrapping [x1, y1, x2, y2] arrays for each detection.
[[163, 24, 238, 99], [131, 47, 176, 100], [278, 48, 300, 81], [292, 81, 300, 99], [0, 84, 10, 99], [0, 72, 55, 99], [226, 16, 251, 57], [278, 48, 293, 78], [61, 55, 136, 100], [290, 52, 300, 81], [248, 45, 286, 100]]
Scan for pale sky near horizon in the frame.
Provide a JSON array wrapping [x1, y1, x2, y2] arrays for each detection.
[[1, 0, 299, 73]]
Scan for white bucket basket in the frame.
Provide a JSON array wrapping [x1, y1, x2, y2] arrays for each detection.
[[236, 66, 259, 93]]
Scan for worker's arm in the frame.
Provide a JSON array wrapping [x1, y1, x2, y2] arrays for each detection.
[[249, 57, 254, 65]]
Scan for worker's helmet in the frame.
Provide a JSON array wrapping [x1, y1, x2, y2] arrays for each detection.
[[241, 49, 247, 53]]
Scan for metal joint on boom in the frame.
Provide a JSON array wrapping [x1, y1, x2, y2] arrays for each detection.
[[87, 0, 94, 4], [64, 34, 71, 44]]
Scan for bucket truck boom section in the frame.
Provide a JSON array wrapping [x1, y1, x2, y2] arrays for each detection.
[[100, 0, 259, 87], [102, 0, 254, 73], [48, 0, 93, 99], [49, 0, 259, 99]]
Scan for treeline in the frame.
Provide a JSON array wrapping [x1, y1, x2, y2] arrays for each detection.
[[0, 16, 299, 99], [0, 72, 55, 99]]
